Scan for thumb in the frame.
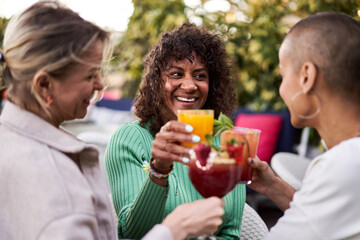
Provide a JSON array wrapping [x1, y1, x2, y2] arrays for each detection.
[[248, 156, 267, 170]]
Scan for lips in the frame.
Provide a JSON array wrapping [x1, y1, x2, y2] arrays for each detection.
[[176, 96, 197, 102], [83, 98, 91, 105]]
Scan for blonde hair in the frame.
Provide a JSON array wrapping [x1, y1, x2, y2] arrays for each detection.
[[1, 1, 111, 115]]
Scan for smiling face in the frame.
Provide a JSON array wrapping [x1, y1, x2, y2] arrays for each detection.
[[49, 40, 104, 126], [162, 52, 209, 119]]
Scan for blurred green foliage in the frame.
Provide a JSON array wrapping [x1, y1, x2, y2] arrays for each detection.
[[112, 0, 360, 112], [111, 0, 187, 96], [0, 17, 8, 44]]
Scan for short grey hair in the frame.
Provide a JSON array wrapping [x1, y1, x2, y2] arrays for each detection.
[[285, 12, 360, 105]]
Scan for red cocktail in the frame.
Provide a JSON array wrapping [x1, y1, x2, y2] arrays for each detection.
[[189, 145, 246, 198]]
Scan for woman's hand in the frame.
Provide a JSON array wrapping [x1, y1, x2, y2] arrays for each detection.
[[247, 156, 296, 211], [151, 120, 200, 170], [162, 197, 225, 240], [247, 156, 279, 195]]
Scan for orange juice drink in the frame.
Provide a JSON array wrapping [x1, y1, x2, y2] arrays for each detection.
[[177, 109, 214, 148]]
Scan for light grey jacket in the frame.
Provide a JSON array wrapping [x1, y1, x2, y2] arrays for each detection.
[[0, 102, 117, 240]]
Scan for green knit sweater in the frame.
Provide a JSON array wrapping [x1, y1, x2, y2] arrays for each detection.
[[105, 121, 245, 239]]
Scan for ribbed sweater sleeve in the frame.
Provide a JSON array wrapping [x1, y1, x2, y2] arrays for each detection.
[[105, 121, 245, 240], [105, 122, 168, 239]]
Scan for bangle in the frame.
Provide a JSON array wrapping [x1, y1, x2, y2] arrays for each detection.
[[149, 157, 173, 179]]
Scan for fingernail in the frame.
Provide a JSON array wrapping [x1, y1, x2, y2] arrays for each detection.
[[185, 125, 193, 132], [189, 149, 194, 155], [192, 135, 200, 143], [182, 157, 190, 163]]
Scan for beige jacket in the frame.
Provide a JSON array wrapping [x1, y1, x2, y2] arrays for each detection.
[[0, 102, 117, 240]]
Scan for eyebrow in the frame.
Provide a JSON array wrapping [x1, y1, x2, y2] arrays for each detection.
[[194, 68, 208, 73], [166, 66, 182, 71], [89, 67, 101, 72], [166, 66, 208, 72]]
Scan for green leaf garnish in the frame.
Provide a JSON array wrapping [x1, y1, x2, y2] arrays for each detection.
[[203, 113, 234, 152], [205, 134, 214, 146], [213, 112, 234, 137], [205, 134, 221, 151]]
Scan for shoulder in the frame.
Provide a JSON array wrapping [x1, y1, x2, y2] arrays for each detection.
[[299, 138, 360, 200], [1, 140, 96, 204], [327, 137, 360, 160], [110, 120, 154, 144], [310, 137, 360, 177], [0, 139, 100, 238], [281, 138, 360, 239], [106, 121, 154, 160]]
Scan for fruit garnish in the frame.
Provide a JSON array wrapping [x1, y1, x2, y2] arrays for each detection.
[[193, 113, 246, 166], [193, 143, 211, 166], [226, 138, 244, 165]]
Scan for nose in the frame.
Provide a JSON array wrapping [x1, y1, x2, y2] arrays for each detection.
[[94, 78, 104, 91], [180, 76, 197, 91]]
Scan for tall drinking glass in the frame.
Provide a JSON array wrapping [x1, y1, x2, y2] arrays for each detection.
[[177, 109, 214, 148], [178, 109, 223, 240], [220, 127, 261, 184]]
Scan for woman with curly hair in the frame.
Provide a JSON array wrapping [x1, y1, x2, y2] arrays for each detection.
[[105, 23, 245, 239]]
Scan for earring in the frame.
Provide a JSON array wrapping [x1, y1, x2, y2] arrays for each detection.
[[290, 90, 321, 120]]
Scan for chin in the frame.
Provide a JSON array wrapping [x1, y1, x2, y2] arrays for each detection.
[[76, 111, 87, 120], [175, 102, 204, 110], [290, 117, 306, 129]]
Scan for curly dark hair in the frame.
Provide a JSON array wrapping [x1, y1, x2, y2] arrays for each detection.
[[134, 23, 237, 136]]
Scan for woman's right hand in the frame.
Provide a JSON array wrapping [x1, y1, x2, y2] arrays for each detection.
[[247, 156, 279, 195], [151, 120, 200, 170], [162, 197, 225, 240], [247, 156, 296, 211]]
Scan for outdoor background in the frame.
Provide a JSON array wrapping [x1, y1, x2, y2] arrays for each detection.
[[1, 0, 360, 146]]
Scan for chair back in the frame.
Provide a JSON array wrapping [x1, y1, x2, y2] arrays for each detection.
[[241, 203, 269, 240]]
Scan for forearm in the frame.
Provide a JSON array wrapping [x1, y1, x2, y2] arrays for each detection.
[[247, 156, 296, 211], [263, 176, 296, 211]]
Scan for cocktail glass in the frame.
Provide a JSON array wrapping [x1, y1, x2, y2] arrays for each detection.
[[189, 152, 243, 198], [188, 147, 247, 240], [177, 109, 214, 148], [220, 127, 261, 184]]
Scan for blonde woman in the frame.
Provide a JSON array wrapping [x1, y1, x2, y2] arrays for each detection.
[[0, 2, 224, 240]]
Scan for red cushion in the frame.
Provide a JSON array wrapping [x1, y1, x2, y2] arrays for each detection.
[[234, 114, 283, 163]]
